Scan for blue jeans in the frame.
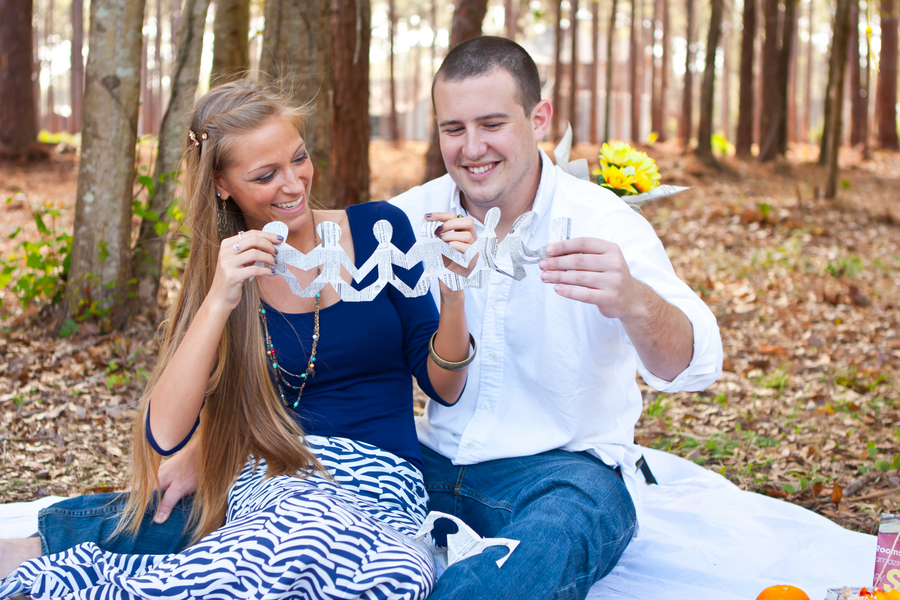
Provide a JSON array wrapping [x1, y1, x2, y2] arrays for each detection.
[[421, 444, 636, 600], [37, 492, 194, 557]]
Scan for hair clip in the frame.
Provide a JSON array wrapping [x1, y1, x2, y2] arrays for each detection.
[[188, 129, 208, 148]]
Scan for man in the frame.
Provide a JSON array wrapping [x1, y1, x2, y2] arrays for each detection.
[[391, 36, 722, 599]]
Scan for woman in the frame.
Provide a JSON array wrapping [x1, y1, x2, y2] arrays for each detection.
[[0, 80, 476, 599]]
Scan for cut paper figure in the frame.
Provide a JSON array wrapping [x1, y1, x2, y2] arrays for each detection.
[[308, 221, 362, 302], [262, 208, 573, 302], [355, 220, 415, 299], [413, 511, 519, 570], [404, 219, 472, 295]]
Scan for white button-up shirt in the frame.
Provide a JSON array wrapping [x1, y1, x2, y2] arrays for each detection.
[[391, 148, 723, 525]]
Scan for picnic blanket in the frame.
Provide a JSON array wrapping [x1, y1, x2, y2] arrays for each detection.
[[1, 448, 875, 600]]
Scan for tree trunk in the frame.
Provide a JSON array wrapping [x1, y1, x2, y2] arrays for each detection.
[[803, 0, 813, 141], [875, 0, 899, 148], [818, 1, 840, 164], [47, 0, 57, 132], [505, 0, 518, 39], [776, 0, 797, 155], [331, 0, 370, 208], [430, 0, 439, 80], [570, 0, 579, 143], [211, 0, 250, 83], [659, 0, 669, 140], [552, 0, 564, 140], [720, 0, 730, 139], [154, 0, 164, 129], [604, 0, 618, 141], [65, 0, 146, 328], [388, 0, 401, 144], [680, 0, 695, 148], [758, 0, 780, 161], [650, 0, 660, 135], [696, 0, 723, 163], [590, 0, 600, 142], [423, 0, 489, 182], [787, 0, 799, 142], [70, 0, 85, 133], [0, 0, 38, 152], [130, 0, 211, 311], [825, 0, 852, 198], [848, 0, 865, 145], [631, 0, 641, 142], [141, 23, 152, 135], [260, 0, 334, 203]]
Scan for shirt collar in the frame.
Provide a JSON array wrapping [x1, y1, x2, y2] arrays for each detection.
[[449, 146, 557, 237]]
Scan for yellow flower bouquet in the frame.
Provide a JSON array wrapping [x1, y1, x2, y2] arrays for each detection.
[[592, 142, 661, 197]]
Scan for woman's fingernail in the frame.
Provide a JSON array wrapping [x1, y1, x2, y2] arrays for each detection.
[[425, 213, 433, 218], [435, 225, 444, 235], [277, 235, 285, 241], [153, 512, 168, 524], [274, 248, 279, 255], [270, 265, 276, 273]]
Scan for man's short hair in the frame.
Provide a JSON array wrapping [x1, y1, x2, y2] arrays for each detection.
[[433, 36, 542, 115]]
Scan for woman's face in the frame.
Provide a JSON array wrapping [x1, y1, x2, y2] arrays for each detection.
[[215, 116, 314, 235]]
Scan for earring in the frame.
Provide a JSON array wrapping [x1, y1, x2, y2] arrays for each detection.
[[217, 196, 231, 240], [216, 192, 221, 198]]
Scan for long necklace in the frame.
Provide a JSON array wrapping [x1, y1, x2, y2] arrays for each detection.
[[260, 212, 321, 409]]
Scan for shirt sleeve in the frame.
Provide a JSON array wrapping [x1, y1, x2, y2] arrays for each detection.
[[145, 399, 202, 456], [376, 203, 456, 406], [596, 205, 723, 393]]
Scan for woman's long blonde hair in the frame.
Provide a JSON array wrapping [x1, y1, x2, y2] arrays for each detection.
[[120, 80, 323, 543]]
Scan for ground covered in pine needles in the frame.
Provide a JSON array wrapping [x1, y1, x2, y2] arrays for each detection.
[[0, 140, 898, 535]]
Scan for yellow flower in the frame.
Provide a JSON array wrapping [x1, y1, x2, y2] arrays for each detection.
[[599, 142, 633, 168], [596, 142, 661, 195], [596, 163, 636, 196]]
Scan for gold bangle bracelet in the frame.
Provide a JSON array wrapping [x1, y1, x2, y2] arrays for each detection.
[[429, 331, 477, 371]]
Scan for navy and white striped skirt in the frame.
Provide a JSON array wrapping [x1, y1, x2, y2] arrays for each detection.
[[0, 436, 436, 599]]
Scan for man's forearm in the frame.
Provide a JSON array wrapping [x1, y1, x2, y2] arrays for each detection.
[[619, 281, 694, 382]]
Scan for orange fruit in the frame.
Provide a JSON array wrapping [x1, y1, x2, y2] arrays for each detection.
[[756, 585, 811, 600]]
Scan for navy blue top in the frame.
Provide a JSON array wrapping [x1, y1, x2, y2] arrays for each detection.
[[148, 201, 448, 473]]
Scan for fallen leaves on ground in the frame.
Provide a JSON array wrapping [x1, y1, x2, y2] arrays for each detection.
[[1, 140, 899, 535]]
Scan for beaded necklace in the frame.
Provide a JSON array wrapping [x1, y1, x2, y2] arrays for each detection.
[[260, 212, 321, 409]]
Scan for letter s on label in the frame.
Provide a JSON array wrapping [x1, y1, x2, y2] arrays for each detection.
[[886, 568, 900, 591]]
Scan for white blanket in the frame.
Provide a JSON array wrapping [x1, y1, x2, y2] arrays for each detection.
[[2, 448, 874, 599]]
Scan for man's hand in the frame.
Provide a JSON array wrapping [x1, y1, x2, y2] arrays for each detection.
[[153, 441, 200, 524], [539, 237, 694, 382], [539, 237, 640, 319]]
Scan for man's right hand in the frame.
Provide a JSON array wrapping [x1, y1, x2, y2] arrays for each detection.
[[153, 440, 199, 523]]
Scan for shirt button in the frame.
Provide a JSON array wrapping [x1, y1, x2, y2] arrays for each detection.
[[466, 443, 474, 449], [491, 301, 498, 309], [488, 352, 496, 360], [482, 402, 490, 410]]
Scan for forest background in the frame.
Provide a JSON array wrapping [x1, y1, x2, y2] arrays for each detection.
[[0, 0, 899, 534]]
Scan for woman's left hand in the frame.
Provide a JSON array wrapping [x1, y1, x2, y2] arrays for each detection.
[[425, 212, 478, 278]]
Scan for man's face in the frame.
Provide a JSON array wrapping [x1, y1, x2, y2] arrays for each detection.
[[433, 71, 550, 221]]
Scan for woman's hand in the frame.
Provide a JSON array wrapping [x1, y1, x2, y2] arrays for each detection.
[[153, 439, 201, 524], [425, 213, 478, 278], [208, 230, 282, 314]]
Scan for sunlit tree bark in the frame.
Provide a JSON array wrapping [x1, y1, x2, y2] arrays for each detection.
[[65, 0, 146, 328]]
